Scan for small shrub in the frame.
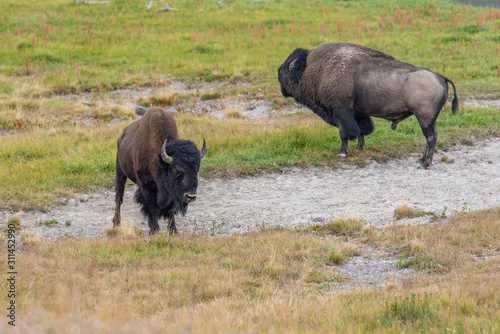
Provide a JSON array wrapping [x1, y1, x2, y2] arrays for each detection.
[[7, 216, 22, 230], [224, 108, 243, 119], [201, 91, 221, 100], [137, 94, 178, 108], [394, 205, 425, 219], [310, 217, 363, 236], [440, 155, 455, 163]]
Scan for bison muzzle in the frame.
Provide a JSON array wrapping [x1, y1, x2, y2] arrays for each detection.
[[112, 107, 206, 234], [278, 42, 458, 169]]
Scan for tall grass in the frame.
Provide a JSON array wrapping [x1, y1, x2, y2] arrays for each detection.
[[0, 0, 498, 97], [0, 208, 498, 333]]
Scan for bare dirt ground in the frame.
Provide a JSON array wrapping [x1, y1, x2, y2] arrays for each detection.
[[5, 82, 499, 290]]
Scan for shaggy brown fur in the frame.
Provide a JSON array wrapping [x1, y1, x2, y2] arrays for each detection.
[[113, 107, 205, 234], [278, 42, 458, 169]]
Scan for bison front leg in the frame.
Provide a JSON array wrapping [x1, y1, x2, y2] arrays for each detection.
[[337, 137, 349, 158], [167, 213, 177, 234], [147, 211, 161, 235], [335, 110, 361, 158], [112, 166, 127, 228]]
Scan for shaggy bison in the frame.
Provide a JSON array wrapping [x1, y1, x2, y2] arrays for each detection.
[[112, 107, 206, 234], [278, 42, 458, 169]]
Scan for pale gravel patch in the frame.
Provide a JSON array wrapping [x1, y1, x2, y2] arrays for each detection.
[[4, 138, 499, 239]]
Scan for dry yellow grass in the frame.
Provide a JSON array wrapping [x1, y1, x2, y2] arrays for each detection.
[[393, 204, 426, 219], [1, 208, 498, 332], [224, 108, 243, 119]]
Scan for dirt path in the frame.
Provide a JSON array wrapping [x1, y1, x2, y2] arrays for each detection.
[[7, 137, 498, 240]]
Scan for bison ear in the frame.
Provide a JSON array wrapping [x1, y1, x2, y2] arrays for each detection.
[[200, 138, 206, 159], [161, 139, 173, 164], [288, 50, 308, 85]]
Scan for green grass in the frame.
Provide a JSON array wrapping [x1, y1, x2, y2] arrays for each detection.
[[0, 0, 498, 98], [0, 106, 498, 210]]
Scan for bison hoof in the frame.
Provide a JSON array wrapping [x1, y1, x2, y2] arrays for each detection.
[[336, 153, 347, 158], [418, 160, 431, 170]]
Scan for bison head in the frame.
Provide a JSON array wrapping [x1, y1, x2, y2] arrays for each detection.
[[158, 139, 206, 215], [278, 48, 309, 97]]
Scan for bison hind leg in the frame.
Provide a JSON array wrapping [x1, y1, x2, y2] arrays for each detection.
[[354, 117, 374, 151]]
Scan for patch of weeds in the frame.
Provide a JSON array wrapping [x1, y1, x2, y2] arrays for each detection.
[[327, 245, 360, 265], [36, 219, 59, 227], [460, 138, 474, 146], [458, 25, 488, 34], [305, 269, 324, 283], [65, 221, 71, 226], [224, 108, 243, 119], [440, 155, 455, 164], [201, 91, 221, 100], [307, 268, 347, 285], [310, 217, 363, 237], [394, 205, 426, 219], [137, 94, 178, 108], [3, 216, 23, 235], [382, 293, 437, 324], [210, 220, 225, 236], [396, 255, 447, 273], [7, 216, 22, 230]]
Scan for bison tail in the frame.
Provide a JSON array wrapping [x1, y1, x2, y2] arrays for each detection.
[[444, 76, 458, 114]]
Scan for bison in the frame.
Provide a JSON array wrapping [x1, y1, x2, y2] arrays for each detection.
[[112, 107, 206, 234], [278, 42, 458, 169]]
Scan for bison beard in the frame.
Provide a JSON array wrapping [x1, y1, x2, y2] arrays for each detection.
[[278, 42, 458, 168]]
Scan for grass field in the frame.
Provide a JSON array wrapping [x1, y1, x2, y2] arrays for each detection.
[[0, 0, 499, 332], [0, 0, 498, 98], [1, 208, 498, 333]]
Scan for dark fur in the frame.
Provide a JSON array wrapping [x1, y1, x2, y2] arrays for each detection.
[[278, 42, 458, 168], [112, 107, 204, 234]]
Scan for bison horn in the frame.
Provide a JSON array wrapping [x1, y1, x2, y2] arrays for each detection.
[[161, 139, 173, 164], [200, 138, 206, 159], [288, 58, 299, 71]]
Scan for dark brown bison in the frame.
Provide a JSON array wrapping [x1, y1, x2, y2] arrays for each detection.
[[112, 107, 206, 234], [278, 42, 458, 169]]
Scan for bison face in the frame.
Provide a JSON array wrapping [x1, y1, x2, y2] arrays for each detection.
[[158, 139, 206, 215], [278, 48, 309, 98]]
